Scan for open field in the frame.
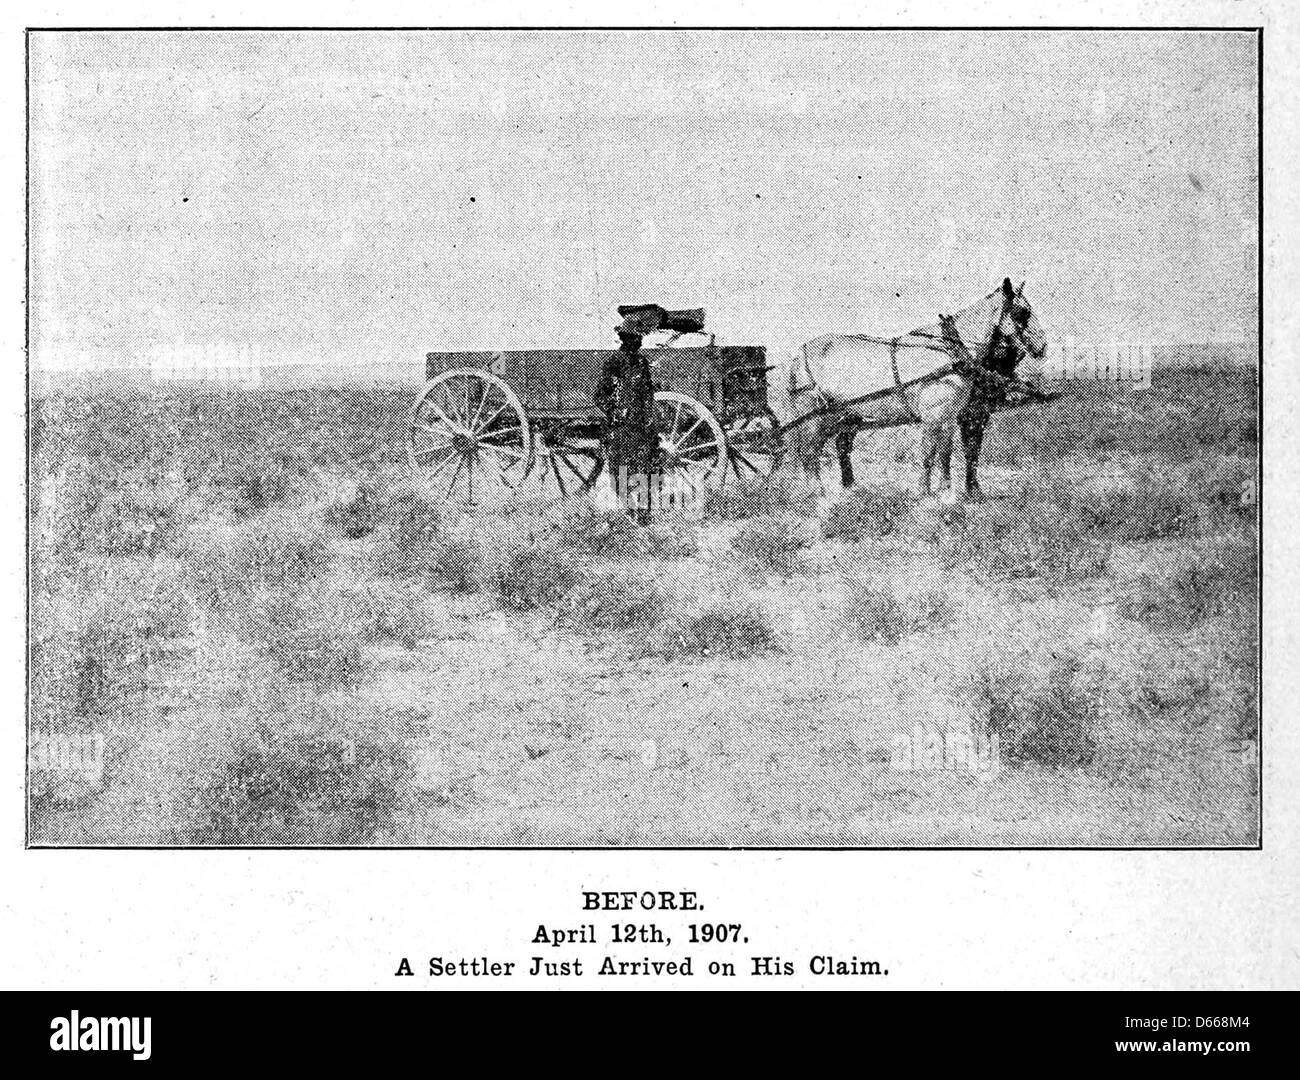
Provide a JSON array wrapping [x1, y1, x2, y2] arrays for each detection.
[[28, 368, 1258, 846]]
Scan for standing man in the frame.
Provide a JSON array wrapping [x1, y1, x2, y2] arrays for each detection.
[[594, 324, 658, 524]]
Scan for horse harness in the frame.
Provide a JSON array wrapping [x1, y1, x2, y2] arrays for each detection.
[[888, 336, 921, 423]]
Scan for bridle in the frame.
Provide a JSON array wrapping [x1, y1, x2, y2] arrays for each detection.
[[989, 290, 1039, 370]]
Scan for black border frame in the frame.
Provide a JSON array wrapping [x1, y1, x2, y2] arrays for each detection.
[[23, 25, 1265, 852]]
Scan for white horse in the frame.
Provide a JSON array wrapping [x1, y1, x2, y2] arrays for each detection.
[[775, 278, 1047, 499]]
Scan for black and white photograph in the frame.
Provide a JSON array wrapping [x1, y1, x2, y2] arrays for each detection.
[[25, 26, 1261, 849]]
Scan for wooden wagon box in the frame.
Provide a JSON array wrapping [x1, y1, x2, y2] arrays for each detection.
[[425, 345, 768, 421]]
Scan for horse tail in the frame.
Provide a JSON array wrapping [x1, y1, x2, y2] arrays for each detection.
[[775, 342, 833, 471], [787, 341, 816, 399]]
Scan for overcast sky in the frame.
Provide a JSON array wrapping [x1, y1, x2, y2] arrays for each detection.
[[30, 30, 1258, 369]]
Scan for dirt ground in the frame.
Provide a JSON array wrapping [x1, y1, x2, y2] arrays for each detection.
[[28, 373, 1260, 846]]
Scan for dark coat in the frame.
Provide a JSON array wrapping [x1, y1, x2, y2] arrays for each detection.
[[594, 346, 657, 476]]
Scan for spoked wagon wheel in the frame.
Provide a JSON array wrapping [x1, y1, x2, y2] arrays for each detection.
[[724, 407, 784, 482], [652, 391, 728, 496], [534, 422, 604, 499], [409, 368, 532, 504]]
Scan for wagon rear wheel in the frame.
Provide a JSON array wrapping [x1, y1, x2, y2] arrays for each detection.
[[409, 369, 532, 504], [652, 391, 727, 498], [724, 408, 784, 482]]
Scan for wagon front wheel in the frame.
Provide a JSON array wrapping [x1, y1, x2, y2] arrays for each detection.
[[652, 391, 727, 498], [409, 369, 532, 503], [725, 408, 784, 482]]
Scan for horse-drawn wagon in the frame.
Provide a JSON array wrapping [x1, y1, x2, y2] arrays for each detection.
[[408, 281, 1054, 505], [409, 307, 781, 503]]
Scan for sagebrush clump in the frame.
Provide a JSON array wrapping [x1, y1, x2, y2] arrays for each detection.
[[191, 512, 333, 608], [491, 538, 582, 612], [195, 710, 414, 845], [31, 563, 195, 732], [703, 476, 815, 522], [943, 485, 1111, 586], [554, 507, 698, 561], [730, 515, 811, 576], [349, 582, 442, 649], [843, 581, 953, 644], [373, 484, 444, 577], [326, 478, 382, 539], [975, 655, 1099, 770], [821, 485, 913, 543], [645, 600, 778, 660], [367, 483, 483, 592], [243, 589, 371, 691], [562, 567, 669, 633], [1119, 539, 1256, 631]]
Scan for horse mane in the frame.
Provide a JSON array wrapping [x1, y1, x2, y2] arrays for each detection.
[[894, 288, 1003, 364]]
